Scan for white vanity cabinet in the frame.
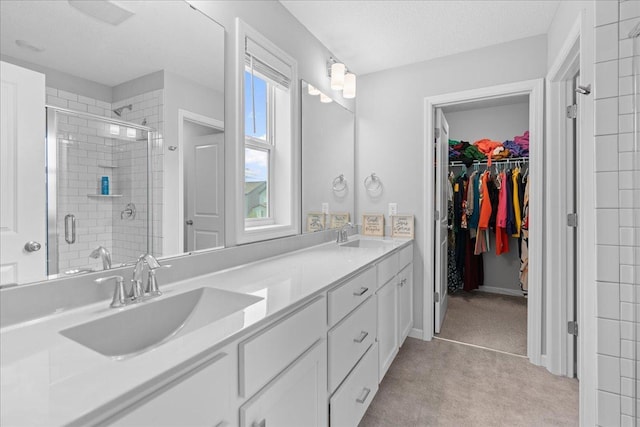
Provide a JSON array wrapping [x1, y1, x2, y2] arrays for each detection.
[[377, 242, 414, 382], [327, 267, 378, 426], [397, 245, 414, 345], [239, 296, 328, 427], [107, 350, 234, 427]]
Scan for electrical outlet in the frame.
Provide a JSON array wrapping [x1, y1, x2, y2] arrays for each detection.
[[322, 203, 329, 214], [389, 203, 397, 216]]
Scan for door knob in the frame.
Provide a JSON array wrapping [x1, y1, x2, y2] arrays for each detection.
[[24, 241, 42, 252], [186, 220, 193, 225]]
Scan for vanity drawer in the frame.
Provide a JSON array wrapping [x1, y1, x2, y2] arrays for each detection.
[[330, 342, 379, 427], [377, 252, 398, 289], [239, 296, 325, 398], [328, 266, 376, 327], [328, 295, 376, 393], [398, 243, 413, 270]]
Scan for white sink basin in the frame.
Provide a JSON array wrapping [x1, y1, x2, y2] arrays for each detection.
[[340, 239, 393, 249], [60, 287, 262, 358]]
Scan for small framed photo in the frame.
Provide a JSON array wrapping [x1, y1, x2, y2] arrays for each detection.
[[329, 212, 350, 229], [306, 212, 326, 232], [391, 215, 414, 238], [362, 213, 384, 237]]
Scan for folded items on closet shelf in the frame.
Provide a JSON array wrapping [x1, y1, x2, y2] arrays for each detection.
[[514, 131, 529, 156], [502, 140, 525, 157], [462, 145, 485, 161]]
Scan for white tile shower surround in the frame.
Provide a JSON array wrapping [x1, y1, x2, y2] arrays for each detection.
[[594, 1, 640, 426], [46, 87, 164, 272]]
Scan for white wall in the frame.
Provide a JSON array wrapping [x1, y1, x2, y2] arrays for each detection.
[[356, 35, 547, 333]]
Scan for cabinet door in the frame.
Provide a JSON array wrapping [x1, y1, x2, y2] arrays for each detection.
[[398, 262, 413, 346], [377, 279, 398, 382], [240, 340, 328, 427], [110, 352, 232, 427]]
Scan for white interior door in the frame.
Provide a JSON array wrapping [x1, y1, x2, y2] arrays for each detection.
[[434, 108, 449, 333], [184, 128, 224, 252], [0, 61, 46, 285]]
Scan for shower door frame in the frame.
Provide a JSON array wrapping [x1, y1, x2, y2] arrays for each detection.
[[46, 105, 154, 275]]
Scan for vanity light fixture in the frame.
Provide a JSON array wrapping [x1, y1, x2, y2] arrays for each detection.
[[327, 57, 357, 98], [343, 73, 356, 99], [330, 62, 346, 90], [320, 93, 333, 103], [307, 84, 321, 96]]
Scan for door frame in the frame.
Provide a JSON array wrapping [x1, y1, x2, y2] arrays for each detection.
[[423, 78, 544, 366], [176, 109, 224, 253]]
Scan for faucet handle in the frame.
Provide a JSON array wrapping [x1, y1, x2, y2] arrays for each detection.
[[95, 275, 128, 308], [146, 265, 171, 296]]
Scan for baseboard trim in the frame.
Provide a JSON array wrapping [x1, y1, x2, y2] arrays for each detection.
[[409, 328, 424, 340], [475, 286, 524, 297]]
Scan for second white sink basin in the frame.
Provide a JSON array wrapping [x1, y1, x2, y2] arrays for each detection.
[[60, 287, 262, 358], [340, 239, 393, 249]]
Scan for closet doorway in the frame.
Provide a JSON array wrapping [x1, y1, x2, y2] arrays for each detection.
[[424, 79, 547, 367], [435, 99, 530, 357]]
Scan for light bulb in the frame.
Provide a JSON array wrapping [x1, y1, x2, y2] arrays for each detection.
[[320, 93, 333, 103], [330, 62, 345, 90], [307, 84, 321, 96], [343, 73, 356, 99]]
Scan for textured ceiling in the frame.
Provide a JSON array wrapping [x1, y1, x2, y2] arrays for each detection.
[[0, 1, 224, 91], [280, 0, 560, 75]]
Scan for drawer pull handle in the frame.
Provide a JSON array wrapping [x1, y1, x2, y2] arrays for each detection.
[[353, 287, 369, 296], [356, 387, 371, 404], [215, 422, 229, 427], [252, 420, 266, 427], [353, 331, 369, 343]]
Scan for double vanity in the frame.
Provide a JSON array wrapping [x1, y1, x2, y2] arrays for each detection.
[[1, 236, 413, 427]]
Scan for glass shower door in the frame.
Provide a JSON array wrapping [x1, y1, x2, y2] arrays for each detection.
[[46, 107, 151, 275]]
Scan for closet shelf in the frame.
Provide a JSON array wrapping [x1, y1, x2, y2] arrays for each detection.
[[449, 156, 529, 167], [87, 194, 123, 198]]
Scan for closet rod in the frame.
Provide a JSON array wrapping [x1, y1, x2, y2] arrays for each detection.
[[448, 156, 529, 167]]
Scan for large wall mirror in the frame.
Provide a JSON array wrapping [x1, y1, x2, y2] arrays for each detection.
[[301, 81, 355, 233], [0, 0, 224, 286]]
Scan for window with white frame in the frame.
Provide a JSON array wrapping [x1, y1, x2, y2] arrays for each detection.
[[236, 19, 299, 243]]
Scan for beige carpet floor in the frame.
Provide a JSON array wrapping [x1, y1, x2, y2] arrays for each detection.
[[437, 291, 528, 355], [360, 338, 579, 427]]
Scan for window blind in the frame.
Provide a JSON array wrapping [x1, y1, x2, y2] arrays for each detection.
[[245, 36, 291, 89]]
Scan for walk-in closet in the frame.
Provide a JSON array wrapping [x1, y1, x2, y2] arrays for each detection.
[[435, 96, 530, 356]]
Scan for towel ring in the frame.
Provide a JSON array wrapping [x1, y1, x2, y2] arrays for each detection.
[[332, 174, 347, 192], [364, 172, 382, 192]]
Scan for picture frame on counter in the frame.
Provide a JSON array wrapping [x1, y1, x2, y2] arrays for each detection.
[[362, 213, 384, 236], [306, 212, 326, 232], [329, 212, 350, 229], [391, 214, 414, 238]]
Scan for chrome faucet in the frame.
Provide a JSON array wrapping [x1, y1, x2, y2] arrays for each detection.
[[337, 222, 353, 244], [89, 246, 112, 270]]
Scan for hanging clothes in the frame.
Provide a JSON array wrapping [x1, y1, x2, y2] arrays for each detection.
[[495, 171, 510, 255], [512, 168, 522, 238], [505, 169, 517, 236], [520, 177, 530, 296], [474, 171, 492, 254]]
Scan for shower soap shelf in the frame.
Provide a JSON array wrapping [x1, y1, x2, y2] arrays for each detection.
[[87, 194, 123, 198], [98, 163, 119, 168]]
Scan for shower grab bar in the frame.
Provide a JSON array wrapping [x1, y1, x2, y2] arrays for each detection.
[[65, 214, 76, 244]]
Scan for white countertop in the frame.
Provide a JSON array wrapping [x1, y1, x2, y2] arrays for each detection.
[[0, 236, 411, 426]]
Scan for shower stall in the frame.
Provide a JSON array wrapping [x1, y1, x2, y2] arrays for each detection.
[[46, 106, 153, 275]]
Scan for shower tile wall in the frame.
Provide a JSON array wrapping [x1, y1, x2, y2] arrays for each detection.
[[46, 87, 164, 271], [46, 88, 115, 272], [594, 1, 640, 426], [110, 90, 164, 263]]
